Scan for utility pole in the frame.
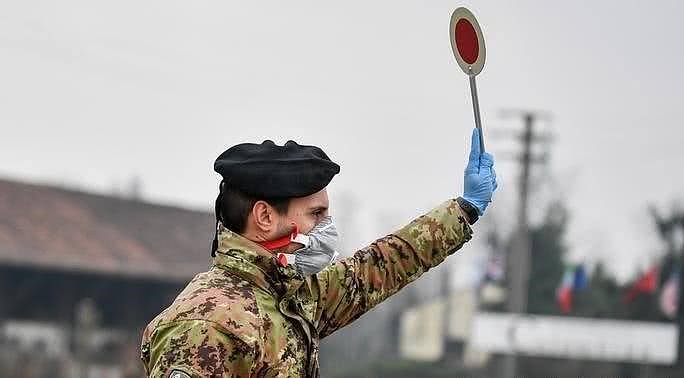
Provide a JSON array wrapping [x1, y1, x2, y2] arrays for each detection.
[[499, 110, 550, 378]]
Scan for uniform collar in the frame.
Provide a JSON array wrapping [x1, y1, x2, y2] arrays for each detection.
[[212, 224, 304, 298]]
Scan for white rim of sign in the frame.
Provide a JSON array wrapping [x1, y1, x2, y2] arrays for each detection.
[[449, 7, 486, 76]]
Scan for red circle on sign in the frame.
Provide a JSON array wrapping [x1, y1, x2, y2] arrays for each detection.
[[455, 18, 479, 64]]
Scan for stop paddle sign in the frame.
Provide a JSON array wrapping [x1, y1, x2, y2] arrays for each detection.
[[449, 7, 487, 152], [450, 7, 486, 76]]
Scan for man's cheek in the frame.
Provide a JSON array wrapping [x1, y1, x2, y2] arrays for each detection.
[[294, 219, 315, 235]]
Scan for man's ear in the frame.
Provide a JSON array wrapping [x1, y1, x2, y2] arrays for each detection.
[[252, 200, 275, 232]]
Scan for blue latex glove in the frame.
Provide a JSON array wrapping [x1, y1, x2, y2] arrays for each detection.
[[463, 128, 497, 215]]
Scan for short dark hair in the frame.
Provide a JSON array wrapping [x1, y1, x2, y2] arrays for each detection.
[[217, 184, 291, 234]]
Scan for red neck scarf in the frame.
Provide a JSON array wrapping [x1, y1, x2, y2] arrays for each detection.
[[258, 225, 298, 267]]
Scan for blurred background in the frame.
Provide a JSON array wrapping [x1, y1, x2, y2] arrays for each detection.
[[1, 0, 683, 377]]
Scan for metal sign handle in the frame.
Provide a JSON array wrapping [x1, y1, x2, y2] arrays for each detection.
[[468, 74, 485, 153]]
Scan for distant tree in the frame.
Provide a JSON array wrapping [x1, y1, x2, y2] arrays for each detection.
[[526, 200, 568, 315], [515, 202, 684, 378], [620, 206, 684, 322], [573, 262, 621, 319]]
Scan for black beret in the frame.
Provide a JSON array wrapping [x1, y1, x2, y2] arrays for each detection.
[[214, 140, 340, 198]]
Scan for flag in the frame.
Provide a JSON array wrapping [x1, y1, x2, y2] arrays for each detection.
[[659, 272, 679, 319], [624, 266, 659, 303], [484, 253, 505, 282], [556, 267, 574, 313], [573, 264, 588, 291]]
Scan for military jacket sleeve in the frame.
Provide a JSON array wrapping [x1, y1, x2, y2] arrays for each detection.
[[310, 199, 473, 338], [142, 320, 257, 377]]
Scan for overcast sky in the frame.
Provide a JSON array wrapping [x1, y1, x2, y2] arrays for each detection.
[[1, 0, 682, 281]]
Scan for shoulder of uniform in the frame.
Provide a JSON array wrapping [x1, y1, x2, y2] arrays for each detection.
[[142, 319, 261, 376], [149, 268, 265, 340]]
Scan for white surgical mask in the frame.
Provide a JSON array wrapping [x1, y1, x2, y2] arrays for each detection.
[[292, 216, 340, 275]]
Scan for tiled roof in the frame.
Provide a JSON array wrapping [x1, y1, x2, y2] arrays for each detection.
[[0, 178, 214, 280]]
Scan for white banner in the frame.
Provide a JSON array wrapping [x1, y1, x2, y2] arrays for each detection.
[[470, 313, 678, 364]]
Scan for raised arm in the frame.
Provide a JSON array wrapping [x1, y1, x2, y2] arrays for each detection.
[[312, 199, 472, 338], [311, 128, 496, 338]]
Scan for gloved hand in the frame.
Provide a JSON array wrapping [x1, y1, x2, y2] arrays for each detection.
[[462, 128, 497, 215]]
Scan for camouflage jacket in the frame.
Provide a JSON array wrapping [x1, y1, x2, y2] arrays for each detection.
[[140, 199, 472, 377]]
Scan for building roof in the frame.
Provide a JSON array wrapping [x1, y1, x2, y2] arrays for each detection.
[[0, 178, 214, 281]]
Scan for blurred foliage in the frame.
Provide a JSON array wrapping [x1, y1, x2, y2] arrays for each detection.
[[526, 200, 569, 316], [517, 201, 684, 377]]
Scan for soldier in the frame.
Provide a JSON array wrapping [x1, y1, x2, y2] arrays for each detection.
[[141, 129, 496, 377]]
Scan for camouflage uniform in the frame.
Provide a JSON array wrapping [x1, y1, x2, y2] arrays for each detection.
[[140, 199, 472, 377]]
